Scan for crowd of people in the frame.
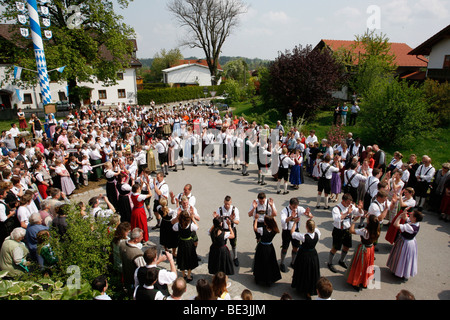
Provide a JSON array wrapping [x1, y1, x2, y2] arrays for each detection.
[[0, 99, 447, 301]]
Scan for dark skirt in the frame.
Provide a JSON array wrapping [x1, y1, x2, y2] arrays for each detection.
[[291, 248, 320, 295], [289, 164, 302, 185], [106, 182, 118, 208], [253, 242, 281, 284], [177, 237, 198, 271], [208, 244, 235, 276], [117, 194, 132, 223], [160, 218, 178, 249]]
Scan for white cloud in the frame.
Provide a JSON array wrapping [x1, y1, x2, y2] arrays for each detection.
[[334, 6, 362, 18], [413, 0, 449, 20], [382, 0, 413, 25], [261, 11, 293, 25]]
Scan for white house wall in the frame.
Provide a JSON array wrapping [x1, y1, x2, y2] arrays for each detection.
[[0, 65, 138, 109], [427, 38, 450, 69], [165, 65, 221, 87]]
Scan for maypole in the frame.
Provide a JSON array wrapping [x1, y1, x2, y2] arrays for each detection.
[[25, 0, 52, 105]]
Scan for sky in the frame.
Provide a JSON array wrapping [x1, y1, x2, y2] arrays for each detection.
[[117, 0, 449, 60]]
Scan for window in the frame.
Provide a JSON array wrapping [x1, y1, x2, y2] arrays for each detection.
[[23, 94, 33, 104], [117, 73, 124, 80], [444, 55, 450, 69], [58, 91, 67, 101], [118, 89, 126, 98], [98, 90, 107, 100]]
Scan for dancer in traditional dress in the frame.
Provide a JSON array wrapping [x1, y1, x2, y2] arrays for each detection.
[[252, 214, 281, 285], [386, 210, 423, 281], [290, 219, 321, 299]]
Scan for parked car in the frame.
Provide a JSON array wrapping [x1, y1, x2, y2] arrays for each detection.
[[56, 101, 74, 111]]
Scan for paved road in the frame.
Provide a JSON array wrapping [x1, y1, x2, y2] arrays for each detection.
[[72, 160, 450, 301]]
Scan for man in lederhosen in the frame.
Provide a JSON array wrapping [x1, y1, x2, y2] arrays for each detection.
[[248, 192, 277, 243], [214, 195, 240, 266], [279, 197, 313, 272]]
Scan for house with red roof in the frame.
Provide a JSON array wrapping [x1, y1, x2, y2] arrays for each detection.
[[315, 39, 428, 79], [313, 39, 428, 100], [408, 24, 450, 82]]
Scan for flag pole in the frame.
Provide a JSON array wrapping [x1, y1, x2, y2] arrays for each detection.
[[26, 0, 52, 106]]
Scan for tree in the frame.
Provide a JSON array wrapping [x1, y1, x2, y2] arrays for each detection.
[[261, 44, 345, 119], [148, 48, 184, 83], [350, 30, 397, 98], [360, 77, 433, 148], [0, 0, 136, 106], [223, 58, 248, 85], [167, 0, 248, 85]]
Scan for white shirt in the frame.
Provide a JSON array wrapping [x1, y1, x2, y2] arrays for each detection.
[[319, 162, 340, 179], [331, 203, 364, 230], [217, 205, 240, 229], [344, 169, 367, 188], [368, 199, 391, 219], [250, 199, 276, 223], [292, 228, 321, 242], [154, 180, 169, 201], [415, 164, 435, 183], [155, 140, 168, 154], [278, 154, 295, 169], [365, 176, 380, 198], [280, 206, 308, 231]]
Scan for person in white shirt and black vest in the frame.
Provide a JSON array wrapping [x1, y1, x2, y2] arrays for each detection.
[[327, 194, 364, 273], [316, 155, 341, 209], [279, 197, 313, 273]]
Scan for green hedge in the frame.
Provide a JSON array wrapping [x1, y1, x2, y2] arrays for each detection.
[[142, 83, 169, 90], [137, 84, 226, 105]]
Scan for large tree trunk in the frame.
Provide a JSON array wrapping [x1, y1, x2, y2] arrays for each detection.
[[68, 78, 81, 107]]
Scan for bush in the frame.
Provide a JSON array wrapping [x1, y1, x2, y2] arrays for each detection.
[[137, 84, 226, 105], [360, 77, 434, 148], [49, 203, 114, 286]]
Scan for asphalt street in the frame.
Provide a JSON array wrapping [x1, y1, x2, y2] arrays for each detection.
[[71, 154, 450, 301]]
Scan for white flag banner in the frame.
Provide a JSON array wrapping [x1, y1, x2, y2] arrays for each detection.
[[20, 28, 29, 38], [18, 14, 27, 25], [44, 30, 52, 39], [40, 6, 49, 16], [42, 18, 51, 27], [16, 1, 26, 12], [14, 66, 23, 80]]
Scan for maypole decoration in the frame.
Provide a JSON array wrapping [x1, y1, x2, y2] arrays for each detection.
[[26, 0, 52, 105], [15, 0, 54, 106]]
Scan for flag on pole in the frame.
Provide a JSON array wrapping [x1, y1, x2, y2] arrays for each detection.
[[57, 66, 66, 73], [15, 89, 23, 101], [14, 66, 23, 80]]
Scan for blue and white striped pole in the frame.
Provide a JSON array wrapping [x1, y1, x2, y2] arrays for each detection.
[[26, 0, 52, 105]]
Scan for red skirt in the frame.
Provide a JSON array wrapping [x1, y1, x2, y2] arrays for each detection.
[[19, 119, 28, 129], [385, 210, 406, 244], [131, 207, 148, 242], [346, 244, 375, 288], [37, 183, 48, 200]]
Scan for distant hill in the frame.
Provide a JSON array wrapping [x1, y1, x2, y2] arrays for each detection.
[[138, 56, 272, 70]]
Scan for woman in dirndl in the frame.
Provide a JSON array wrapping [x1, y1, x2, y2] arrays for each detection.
[[158, 197, 179, 257], [289, 149, 303, 190], [130, 183, 151, 243], [346, 214, 381, 291], [17, 109, 27, 130], [385, 187, 416, 244], [291, 219, 321, 299], [386, 210, 423, 281], [252, 215, 281, 285], [208, 217, 235, 276], [172, 210, 199, 282]]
